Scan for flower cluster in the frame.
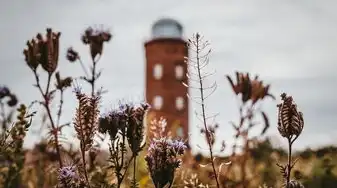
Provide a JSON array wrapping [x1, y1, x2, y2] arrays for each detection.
[[0, 86, 17, 107], [226, 72, 275, 104], [145, 138, 187, 188], [81, 26, 112, 61], [23, 28, 61, 74], [99, 102, 150, 146]]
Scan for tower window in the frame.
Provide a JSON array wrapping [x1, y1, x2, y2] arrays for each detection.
[[175, 96, 184, 110], [153, 64, 163, 80], [153, 95, 163, 110], [175, 64, 184, 80], [176, 126, 184, 138]]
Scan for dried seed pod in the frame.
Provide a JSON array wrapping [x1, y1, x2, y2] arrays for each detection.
[[73, 89, 100, 151], [277, 93, 304, 139], [23, 39, 40, 71]]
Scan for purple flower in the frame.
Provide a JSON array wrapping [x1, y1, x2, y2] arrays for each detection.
[[145, 138, 186, 188], [58, 165, 78, 182], [171, 140, 187, 155]]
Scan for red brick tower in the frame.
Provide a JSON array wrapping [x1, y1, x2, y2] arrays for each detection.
[[144, 18, 189, 144]]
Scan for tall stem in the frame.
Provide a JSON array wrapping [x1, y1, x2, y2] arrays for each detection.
[[133, 155, 137, 187], [286, 138, 292, 188], [91, 61, 97, 97], [81, 144, 90, 187], [195, 36, 220, 188]]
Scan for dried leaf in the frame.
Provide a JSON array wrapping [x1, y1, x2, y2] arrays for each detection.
[[260, 111, 269, 135]]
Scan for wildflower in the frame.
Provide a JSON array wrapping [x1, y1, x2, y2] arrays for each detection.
[[98, 102, 130, 138], [171, 139, 187, 155], [57, 165, 79, 186], [277, 93, 304, 139], [23, 28, 61, 74], [81, 26, 112, 61], [145, 138, 186, 188], [66, 47, 79, 62], [126, 102, 150, 154], [98, 111, 121, 138]]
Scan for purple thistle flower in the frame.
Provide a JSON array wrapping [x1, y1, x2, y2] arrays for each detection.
[[145, 138, 186, 188], [58, 166, 78, 181]]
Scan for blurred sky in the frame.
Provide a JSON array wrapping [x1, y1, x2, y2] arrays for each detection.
[[0, 0, 337, 156]]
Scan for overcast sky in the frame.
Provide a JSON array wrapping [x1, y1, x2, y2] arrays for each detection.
[[1, 0, 336, 155]]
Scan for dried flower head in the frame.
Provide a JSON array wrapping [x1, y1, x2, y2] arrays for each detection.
[[99, 109, 123, 138], [55, 72, 72, 90], [145, 138, 187, 188], [73, 88, 100, 151], [126, 102, 150, 154], [0, 86, 18, 107], [66, 47, 79, 62], [277, 93, 304, 139], [23, 28, 61, 74], [226, 72, 275, 104], [81, 26, 112, 61]]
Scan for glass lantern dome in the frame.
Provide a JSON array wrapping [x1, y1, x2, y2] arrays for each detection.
[[151, 18, 183, 39]]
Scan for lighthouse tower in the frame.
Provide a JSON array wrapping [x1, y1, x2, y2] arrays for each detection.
[[144, 18, 189, 144]]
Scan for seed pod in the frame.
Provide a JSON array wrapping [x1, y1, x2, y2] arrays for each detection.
[[277, 93, 304, 139]]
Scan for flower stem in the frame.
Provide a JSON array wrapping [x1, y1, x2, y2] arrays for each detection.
[[33, 70, 63, 167], [133, 155, 137, 187], [195, 35, 220, 188], [286, 137, 292, 188], [81, 144, 90, 187]]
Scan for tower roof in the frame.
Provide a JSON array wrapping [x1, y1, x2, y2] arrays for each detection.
[[151, 18, 183, 39]]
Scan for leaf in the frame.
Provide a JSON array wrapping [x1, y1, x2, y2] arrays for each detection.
[[260, 111, 269, 135], [226, 75, 236, 93]]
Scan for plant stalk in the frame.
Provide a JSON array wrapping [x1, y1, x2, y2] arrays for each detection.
[[195, 35, 220, 188]]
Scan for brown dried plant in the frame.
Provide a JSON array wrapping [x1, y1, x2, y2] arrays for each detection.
[[225, 72, 275, 187], [184, 33, 222, 188], [23, 28, 70, 168], [73, 87, 101, 186], [276, 93, 304, 188]]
